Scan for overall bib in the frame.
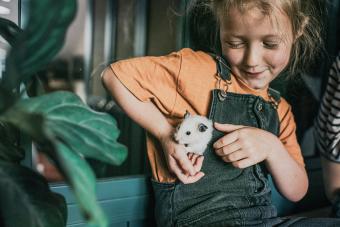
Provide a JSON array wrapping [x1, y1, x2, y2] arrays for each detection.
[[152, 55, 283, 227]]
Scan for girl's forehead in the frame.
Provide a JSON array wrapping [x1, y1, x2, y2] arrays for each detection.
[[221, 4, 288, 22], [220, 6, 292, 39]]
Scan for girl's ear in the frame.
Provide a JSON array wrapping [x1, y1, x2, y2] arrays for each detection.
[[184, 110, 191, 119]]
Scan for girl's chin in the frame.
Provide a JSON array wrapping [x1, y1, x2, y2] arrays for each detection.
[[246, 81, 268, 90], [234, 73, 270, 90]]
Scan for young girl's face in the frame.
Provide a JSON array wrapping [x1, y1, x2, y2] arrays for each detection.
[[220, 6, 294, 90]]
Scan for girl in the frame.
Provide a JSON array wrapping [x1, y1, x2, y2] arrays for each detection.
[[103, 0, 339, 226]]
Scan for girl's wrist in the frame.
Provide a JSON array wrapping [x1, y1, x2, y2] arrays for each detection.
[[265, 136, 285, 164]]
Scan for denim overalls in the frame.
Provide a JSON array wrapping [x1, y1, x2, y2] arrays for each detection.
[[152, 55, 284, 227]]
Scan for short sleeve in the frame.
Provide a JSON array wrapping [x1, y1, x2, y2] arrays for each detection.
[[109, 51, 182, 115], [278, 98, 305, 166]]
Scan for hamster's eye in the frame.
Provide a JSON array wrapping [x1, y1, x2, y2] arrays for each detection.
[[186, 131, 191, 135], [198, 123, 208, 132]]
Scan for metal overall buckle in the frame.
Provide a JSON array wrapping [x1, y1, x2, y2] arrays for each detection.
[[216, 72, 231, 102]]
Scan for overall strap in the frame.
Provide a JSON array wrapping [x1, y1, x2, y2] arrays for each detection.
[[268, 87, 281, 109], [268, 87, 281, 103], [208, 53, 231, 81]]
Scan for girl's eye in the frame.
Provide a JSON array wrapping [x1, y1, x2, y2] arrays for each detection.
[[226, 42, 244, 49], [263, 42, 279, 49]]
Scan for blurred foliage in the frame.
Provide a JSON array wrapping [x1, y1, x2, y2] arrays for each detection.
[[0, 0, 127, 227]]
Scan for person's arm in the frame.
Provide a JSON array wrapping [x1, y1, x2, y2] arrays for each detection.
[[213, 123, 308, 202], [101, 68, 204, 183], [317, 54, 340, 204], [321, 155, 340, 202]]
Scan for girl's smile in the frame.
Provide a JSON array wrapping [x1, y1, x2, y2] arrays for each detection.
[[220, 6, 294, 90], [243, 69, 268, 78]]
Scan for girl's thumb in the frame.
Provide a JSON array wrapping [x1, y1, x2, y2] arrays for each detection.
[[214, 122, 244, 132]]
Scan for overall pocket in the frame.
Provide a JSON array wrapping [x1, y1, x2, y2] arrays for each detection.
[[151, 179, 176, 227]]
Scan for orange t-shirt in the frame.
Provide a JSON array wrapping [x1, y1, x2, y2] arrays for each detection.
[[109, 48, 305, 182]]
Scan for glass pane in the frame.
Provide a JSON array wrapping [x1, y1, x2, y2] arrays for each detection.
[[0, 0, 19, 78]]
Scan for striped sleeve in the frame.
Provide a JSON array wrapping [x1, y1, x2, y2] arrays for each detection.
[[315, 53, 340, 162]]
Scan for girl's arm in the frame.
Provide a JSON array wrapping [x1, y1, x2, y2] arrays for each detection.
[[213, 123, 308, 202], [263, 136, 308, 202], [101, 68, 204, 183], [321, 156, 340, 202]]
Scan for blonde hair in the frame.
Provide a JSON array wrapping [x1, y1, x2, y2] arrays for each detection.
[[198, 0, 325, 76]]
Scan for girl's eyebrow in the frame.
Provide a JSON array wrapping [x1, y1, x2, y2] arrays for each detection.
[[262, 35, 282, 39], [225, 34, 282, 40]]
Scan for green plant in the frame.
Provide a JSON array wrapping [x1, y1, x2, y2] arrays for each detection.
[[0, 1, 127, 227]]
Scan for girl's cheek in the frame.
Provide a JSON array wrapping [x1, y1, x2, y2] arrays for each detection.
[[223, 49, 243, 65], [266, 49, 291, 69]]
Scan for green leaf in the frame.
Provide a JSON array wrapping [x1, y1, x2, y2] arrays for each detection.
[[0, 140, 25, 163], [56, 143, 108, 227], [0, 136, 25, 163], [0, 161, 67, 227], [0, 85, 17, 113], [1, 91, 128, 166], [0, 110, 47, 142], [0, 122, 25, 163], [0, 91, 128, 227], [49, 120, 125, 165], [0, 18, 22, 46]]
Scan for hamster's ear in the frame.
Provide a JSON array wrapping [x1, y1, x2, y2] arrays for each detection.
[[198, 123, 208, 132], [184, 110, 190, 119]]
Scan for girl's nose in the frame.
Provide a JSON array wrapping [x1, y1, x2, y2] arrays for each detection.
[[244, 46, 261, 68]]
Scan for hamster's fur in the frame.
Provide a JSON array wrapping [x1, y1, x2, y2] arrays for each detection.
[[174, 111, 213, 155]]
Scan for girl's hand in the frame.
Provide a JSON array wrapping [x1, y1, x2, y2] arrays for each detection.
[[159, 134, 205, 184], [187, 152, 205, 173], [213, 122, 280, 168]]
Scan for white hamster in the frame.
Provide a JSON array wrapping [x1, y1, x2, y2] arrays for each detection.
[[173, 111, 213, 155]]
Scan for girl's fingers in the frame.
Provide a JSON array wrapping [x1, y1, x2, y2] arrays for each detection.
[[172, 150, 196, 176], [187, 153, 204, 172], [215, 140, 241, 156], [213, 130, 239, 149], [169, 157, 205, 183], [222, 150, 246, 162], [189, 154, 203, 171], [214, 122, 245, 132], [231, 158, 252, 169], [193, 156, 204, 172], [189, 153, 199, 162], [182, 171, 205, 184], [187, 152, 194, 160]]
